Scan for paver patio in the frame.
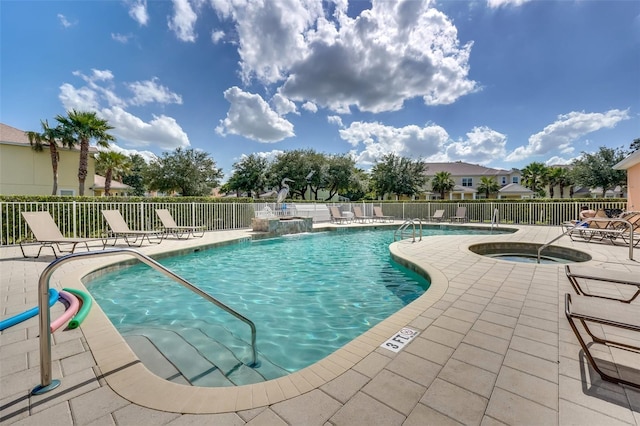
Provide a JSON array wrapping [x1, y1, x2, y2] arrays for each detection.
[[1, 223, 639, 425]]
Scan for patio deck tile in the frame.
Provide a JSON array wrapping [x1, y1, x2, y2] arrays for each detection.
[[1, 224, 638, 425]]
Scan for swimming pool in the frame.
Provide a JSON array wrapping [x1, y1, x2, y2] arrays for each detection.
[[86, 227, 510, 386]]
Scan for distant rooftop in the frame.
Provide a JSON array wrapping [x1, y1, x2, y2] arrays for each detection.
[[424, 161, 517, 176]]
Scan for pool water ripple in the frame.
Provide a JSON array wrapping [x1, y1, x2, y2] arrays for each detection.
[[87, 227, 504, 384]]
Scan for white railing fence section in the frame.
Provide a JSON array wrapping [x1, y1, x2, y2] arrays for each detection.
[[0, 200, 627, 246]]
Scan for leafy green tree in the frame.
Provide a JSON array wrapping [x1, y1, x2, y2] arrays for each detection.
[[121, 154, 148, 196], [477, 176, 500, 199], [55, 110, 115, 196], [225, 154, 269, 198], [268, 149, 320, 199], [25, 120, 63, 195], [571, 146, 627, 197], [630, 138, 640, 152], [95, 151, 131, 196], [521, 162, 549, 197], [323, 154, 357, 201], [370, 153, 428, 199], [430, 171, 455, 199], [342, 168, 370, 201], [146, 147, 223, 196]]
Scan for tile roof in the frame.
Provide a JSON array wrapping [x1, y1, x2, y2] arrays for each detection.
[[93, 174, 131, 190], [498, 183, 534, 193], [424, 161, 514, 176], [1, 122, 99, 152], [0, 123, 30, 145]]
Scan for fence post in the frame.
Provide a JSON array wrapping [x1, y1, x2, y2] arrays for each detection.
[[192, 202, 196, 227], [140, 202, 145, 230], [72, 201, 77, 238]]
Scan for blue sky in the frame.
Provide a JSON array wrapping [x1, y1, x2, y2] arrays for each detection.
[[2, 0, 639, 180]]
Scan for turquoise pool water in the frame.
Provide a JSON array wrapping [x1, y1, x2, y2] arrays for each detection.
[[86, 227, 509, 385]]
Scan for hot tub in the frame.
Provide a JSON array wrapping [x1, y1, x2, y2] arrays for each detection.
[[468, 242, 591, 264]]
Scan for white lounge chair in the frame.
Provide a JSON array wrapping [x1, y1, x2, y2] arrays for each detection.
[[20, 211, 105, 258], [329, 206, 351, 224], [156, 209, 205, 239], [102, 210, 164, 247], [431, 209, 445, 222], [451, 207, 467, 222], [352, 206, 373, 223], [373, 206, 393, 222]]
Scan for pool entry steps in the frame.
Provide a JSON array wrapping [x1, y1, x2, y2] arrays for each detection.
[[31, 248, 258, 395], [124, 324, 287, 386]]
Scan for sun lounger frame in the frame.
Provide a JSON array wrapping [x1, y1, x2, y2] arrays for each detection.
[[20, 211, 106, 258], [155, 209, 205, 239], [565, 293, 640, 389], [102, 210, 164, 247], [372, 206, 393, 222], [329, 206, 352, 224], [565, 265, 640, 303]]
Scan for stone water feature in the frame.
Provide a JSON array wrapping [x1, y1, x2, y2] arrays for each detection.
[[251, 216, 313, 237]]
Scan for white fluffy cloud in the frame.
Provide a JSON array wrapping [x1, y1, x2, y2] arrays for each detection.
[[59, 70, 190, 151], [327, 115, 343, 128], [506, 109, 630, 161], [270, 93, 298, 116], [338, 121, 515, 167], [100, 107, 190, 150], [174, 0, 476, 115], [100, 144, 157, 163], [216, 86, 295, 142], [211, 30, 225, 44], [168, 0, 198, 42], [127, 0, 149, 26], [445, 127, 507, 165], [339, 121, 449, 166], [127, 78, 183, 106], [545, 156, 574, 166]]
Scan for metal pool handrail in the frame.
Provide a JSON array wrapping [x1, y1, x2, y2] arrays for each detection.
[[394, 218, 422, 242], [32, 248, 258, 395], [537, 218, 634, 263]]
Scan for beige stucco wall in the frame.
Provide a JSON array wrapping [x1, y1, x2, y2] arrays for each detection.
[[0, 143, 95, 196]]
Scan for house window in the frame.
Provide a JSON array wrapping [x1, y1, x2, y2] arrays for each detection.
[[462, 177, 473, 187], [501, 176, 507, 185], [58, 189, 75, 196], [512, 176, 519, 184]]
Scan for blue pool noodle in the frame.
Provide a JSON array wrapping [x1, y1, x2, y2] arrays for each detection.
[[0, 289, 59, 331]]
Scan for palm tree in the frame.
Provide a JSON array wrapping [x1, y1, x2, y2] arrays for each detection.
[[25, 120, 62, 195], [521, 162, 549, 198], [559, 169, 575, 199], [95, 151, 131, 196], [55, 110, 115, 196], [548, 167, 573, 199], [477, 176, 500, 199], [546, 167, 564, 199], [431, 171, 455, 199]]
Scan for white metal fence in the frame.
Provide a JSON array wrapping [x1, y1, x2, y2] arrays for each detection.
[[0, 200, 627, 246]]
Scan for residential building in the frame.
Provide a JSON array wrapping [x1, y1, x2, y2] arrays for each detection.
[[424, 162, 523, 200], [614, 150, 640, 211], [92, 175, 131, 197], [0, 123, 97, 196]]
